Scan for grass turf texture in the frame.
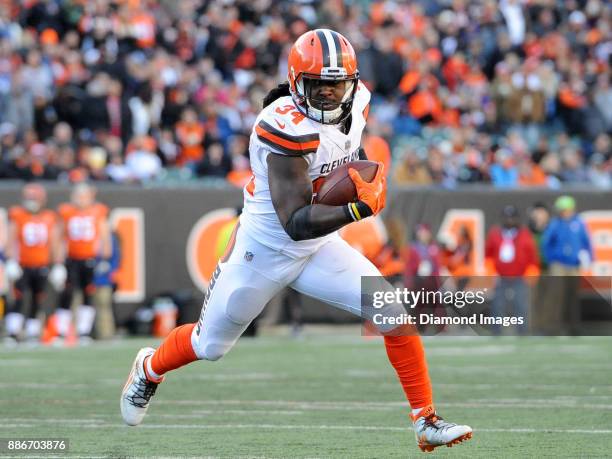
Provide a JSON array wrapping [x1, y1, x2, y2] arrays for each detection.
[[0, 335, 611, 458]]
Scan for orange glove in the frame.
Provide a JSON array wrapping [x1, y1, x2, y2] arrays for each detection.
[[348, 163, 387, 219]]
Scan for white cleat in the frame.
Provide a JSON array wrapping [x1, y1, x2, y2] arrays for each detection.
[[120, 347, 162, 426], [410, 405, 473, 452]]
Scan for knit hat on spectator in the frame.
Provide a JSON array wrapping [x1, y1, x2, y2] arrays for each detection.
[[554, 196, 576, 212]]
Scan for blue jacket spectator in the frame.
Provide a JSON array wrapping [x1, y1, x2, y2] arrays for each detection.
[[490, 150, 519, 188], [542, 197, 592, 268], [490, 164, 519, 188]]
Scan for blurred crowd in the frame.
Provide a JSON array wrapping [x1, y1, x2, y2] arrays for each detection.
[[0, 0, 610, 187]]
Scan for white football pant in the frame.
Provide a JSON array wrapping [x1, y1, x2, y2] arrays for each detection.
[[191, 225, 402, 361]]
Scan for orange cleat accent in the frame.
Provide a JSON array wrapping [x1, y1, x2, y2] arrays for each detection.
[[418, 431, 473, 453], [411, 406, 472, 453], [410, 404, 435, 422]]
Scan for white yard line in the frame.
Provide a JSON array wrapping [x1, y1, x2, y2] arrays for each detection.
[[0, 456, 108, 459], [8, 418, 107, 424], [1, 422, 608, 435], [434, 383, 612, 392], [0, 383, 88, 390], [158, 410, 305, 417], [179, 373, 289, 382], [3, 379, 610, 395], [3, 397, 612, 410], [152, 399, 612, 410], [0, 359, 44, 366]]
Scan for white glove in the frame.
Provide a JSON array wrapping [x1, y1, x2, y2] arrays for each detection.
[[5, 259, 23, 282], [49, 264, 67, 291]]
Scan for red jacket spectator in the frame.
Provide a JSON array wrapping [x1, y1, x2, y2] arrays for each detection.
[[485, 224, 539, 277]]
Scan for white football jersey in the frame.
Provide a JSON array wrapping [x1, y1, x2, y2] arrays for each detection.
[[240, 82, 371, 259]]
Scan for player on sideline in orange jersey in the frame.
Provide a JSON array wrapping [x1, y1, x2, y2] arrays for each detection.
[[4, 184, 65, 342], [56, 183, 111, 341], [121, 29, 472, 453]]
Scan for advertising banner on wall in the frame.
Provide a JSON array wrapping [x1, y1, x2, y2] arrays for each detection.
[[1, 184, 610, 328]]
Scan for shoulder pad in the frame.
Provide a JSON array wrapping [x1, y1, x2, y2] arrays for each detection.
[[256, 97, 320, 156], [9, 206, 24, 221], [95, 203, 109, 217]]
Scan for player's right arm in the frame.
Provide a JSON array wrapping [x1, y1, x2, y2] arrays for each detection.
[[268, 153, 357, 241], [258, 97, 385, 241], [5, 219, 17, 261], [5, 210, 22, 281], [267, 154, 385, 241]]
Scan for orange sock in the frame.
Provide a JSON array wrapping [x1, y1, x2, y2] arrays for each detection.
[[145, 323, 198, 381], [384, 334, 433, 409]]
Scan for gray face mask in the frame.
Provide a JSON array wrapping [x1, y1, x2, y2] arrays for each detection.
[[23, 199, 41, 213]]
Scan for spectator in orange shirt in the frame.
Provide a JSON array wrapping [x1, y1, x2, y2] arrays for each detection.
[[441, 226, 474, 281], [518, 156, 548, 187], [175, 107, 205, 166], [407, 75, 442, 124]]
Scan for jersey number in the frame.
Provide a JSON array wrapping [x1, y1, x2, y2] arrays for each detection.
[[22, 223, 48, 246], [68, 216, 95, 241], [275, 105, 306, 125]]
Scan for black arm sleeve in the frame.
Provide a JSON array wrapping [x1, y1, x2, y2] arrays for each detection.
[[283, 200, 373, 241], [284, 204, 353, 241], [358, 147, 368, 160], [267, 153, 373, 242]]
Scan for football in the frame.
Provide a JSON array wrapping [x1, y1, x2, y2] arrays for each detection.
[[314, 160, 379, 206]]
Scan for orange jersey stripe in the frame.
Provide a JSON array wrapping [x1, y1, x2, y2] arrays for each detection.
[[363, 103, 370, 121], [220, 222, 240, 263], [255, 122, 320, 155], [245, 175, 255, 196]]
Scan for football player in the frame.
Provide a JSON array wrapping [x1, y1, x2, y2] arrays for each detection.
[[4, 184, 65, 342], [121, 29, 472, 452], [56, 183, 111, 340]]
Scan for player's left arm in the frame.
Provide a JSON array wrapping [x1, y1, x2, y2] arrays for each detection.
[[267, 153, 363, 241]]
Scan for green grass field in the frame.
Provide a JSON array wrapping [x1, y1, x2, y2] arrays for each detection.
[[1, 333, 611, 458]]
